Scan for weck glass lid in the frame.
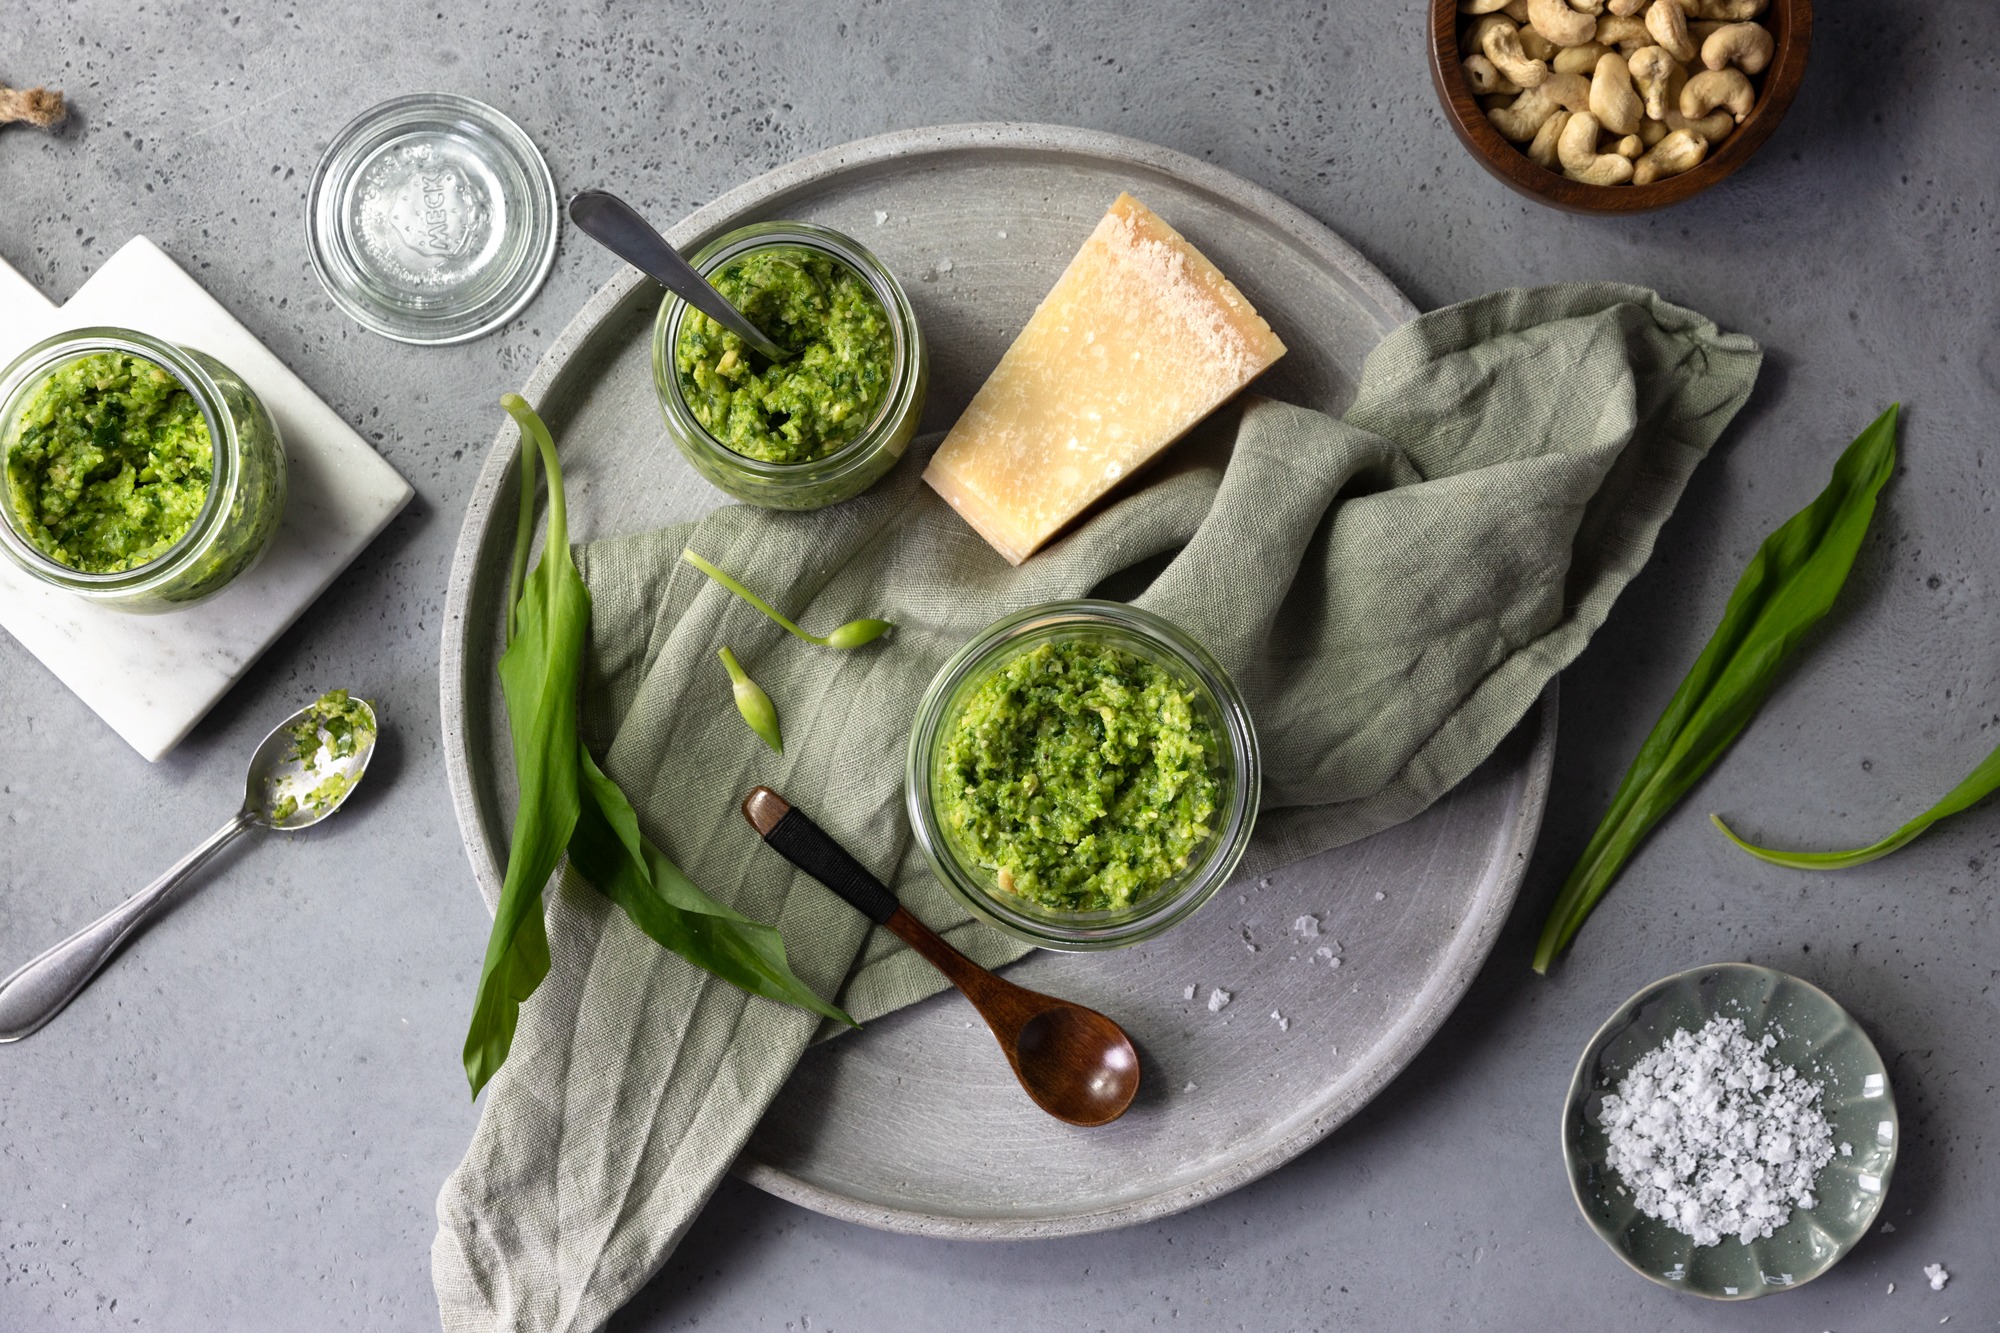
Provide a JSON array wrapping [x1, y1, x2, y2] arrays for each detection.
[[306, 93, 557, 345]]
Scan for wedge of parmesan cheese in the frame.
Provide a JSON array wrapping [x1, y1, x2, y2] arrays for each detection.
[[923, 193, 1286, 564]]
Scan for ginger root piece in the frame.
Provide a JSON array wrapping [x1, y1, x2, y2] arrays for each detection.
[[0, 84, 66, 129]]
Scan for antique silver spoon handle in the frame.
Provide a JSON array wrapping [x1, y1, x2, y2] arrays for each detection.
[[0, 809, 255, 1043], [567, 188, 793, 363]]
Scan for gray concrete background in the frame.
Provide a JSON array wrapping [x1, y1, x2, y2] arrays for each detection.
[[2, 1, 1994, 1328]]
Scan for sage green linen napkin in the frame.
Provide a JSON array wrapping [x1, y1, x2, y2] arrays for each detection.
[[434, 283, 1759, 1331]]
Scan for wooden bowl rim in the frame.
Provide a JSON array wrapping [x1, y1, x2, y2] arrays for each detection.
[[1429, 0, 1813, 214]]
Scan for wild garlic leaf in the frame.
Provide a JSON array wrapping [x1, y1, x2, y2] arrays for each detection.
[[571, 747, 854, 1027], [464, 394, 589, 1097], [1532, 405, 1901, 973], [1712, 737, 2000, 869]]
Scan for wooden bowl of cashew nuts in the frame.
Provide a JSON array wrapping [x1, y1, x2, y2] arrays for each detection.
[[1429, 0, 1810, 213]]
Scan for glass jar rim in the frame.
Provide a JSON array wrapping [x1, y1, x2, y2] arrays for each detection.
[[0, 327, 235, 588], [304, 92, 559, 346], [906, 599, 1262, 951], [654, 221, 920, 484]]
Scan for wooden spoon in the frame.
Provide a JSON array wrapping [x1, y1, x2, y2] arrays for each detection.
[[742, 787, 1140, 1127]]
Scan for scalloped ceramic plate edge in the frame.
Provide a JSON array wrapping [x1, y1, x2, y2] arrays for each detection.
[[1562, 961, 1898, 1300]]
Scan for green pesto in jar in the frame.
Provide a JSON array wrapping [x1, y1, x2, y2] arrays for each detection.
[[936, 640, 1223, 913], [3, 352, 214, 573], [673, 247, 893, 464]]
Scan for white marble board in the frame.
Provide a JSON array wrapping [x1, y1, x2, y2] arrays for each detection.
[[0, 238, 413, 761]]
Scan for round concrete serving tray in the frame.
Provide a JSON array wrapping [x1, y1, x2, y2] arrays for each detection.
[[440, 123, 1557, 1239]]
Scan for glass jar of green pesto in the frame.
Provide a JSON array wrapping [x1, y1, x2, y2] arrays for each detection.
[[0, 328, 287, 613], [907, 601, 1261, 952], [651, 221, 927, 510]]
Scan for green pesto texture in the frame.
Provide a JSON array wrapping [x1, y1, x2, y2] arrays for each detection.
[[4, 352, 214, 573], [289, 688, 376, 767], [936, 639, 1222, 913], [673, 247, 892, 464]]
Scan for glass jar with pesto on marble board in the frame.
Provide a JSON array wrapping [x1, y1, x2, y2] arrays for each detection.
[[0, 327, 286, 612], [908, 600, 1260, 951], [651, 220, 927, 510]]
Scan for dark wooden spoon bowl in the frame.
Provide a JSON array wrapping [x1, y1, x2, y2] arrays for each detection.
[[743, 786, 1141, 1127], [1428, 0, 1812, 214]]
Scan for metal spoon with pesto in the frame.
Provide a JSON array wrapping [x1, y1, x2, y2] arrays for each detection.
[[567, 188, 794, 364], [0, 691, 377, 1043]]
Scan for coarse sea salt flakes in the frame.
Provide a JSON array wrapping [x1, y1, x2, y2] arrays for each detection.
[[1924, 1263, 1949, 1291], [1207, 987, 1231, 1013], [1294, 914, 1320, 938], [873, 210, 888, 225], [1599, 1016, 1835, 1248], [1271, 1011, 1289, 1031], [1183, 985, 1196, 1001]]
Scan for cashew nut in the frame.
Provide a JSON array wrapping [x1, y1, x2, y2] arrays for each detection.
[[1528, 0, 1597, 47], [1594, 14, 1651, 50], [1568, 0, 1608, 16], [1689, 0, 1765, 18], [1504, 0, 1531, 21], [1527, 109, 1572, 168], [1638, 116, 1670, 145], [1558, 109, 1636, 184], [1589, 50, 1644, 134], [1627, 45, 1675, 120], [1701, 20, 1774, 74], [1606, 0, 1646, 14], [1632, 127, 1709, 183], [1644, 0, 1697, 61], [1613, 133, 1644, 158], [1474, 15, 1551, 89], [1518, 25, 1560, 61], [1464, 53, 1522, 95], [1681, 66, 1755, 122], [1458, 0, 1513, 12], [1553, 41, 1613, 73], [1655, 58, 1732, 138], [1546, 70, 1595, 109], [1688, 18, 1728, 43], [1487, 83, 1563, 140]]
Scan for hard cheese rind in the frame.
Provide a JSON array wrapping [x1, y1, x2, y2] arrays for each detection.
[[924, 193, 1286, 564]]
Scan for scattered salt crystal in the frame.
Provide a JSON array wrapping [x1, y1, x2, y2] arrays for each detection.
[[1182, 985, 1196, 1001], [873, 210, 888, 225], [1238, 894, 1247, 905], [1329, 957, 1342, 970], [1207, 987, 1231, 1013], [1183, 1081, 1196, 1092], [1373, 891, 1386, 901], [1840, 1142, 1853, 1157], [1271, 1011, 1289, 1031], [936, 257, 954, 274], [1293, 914, 1320, 939], [1924, 1263, 1949, 1291], [1600, 1016, 1834, 1247], [996, 229, 1007, 238], [1888, 1282, 1896, 1294], [1259, 877, 1271, 889], [1881, 1222, 1896, 1233], [1315, 945, 1334, 961]]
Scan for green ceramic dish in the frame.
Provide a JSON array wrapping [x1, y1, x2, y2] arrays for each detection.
[[1562, 962, 1897, 1300]]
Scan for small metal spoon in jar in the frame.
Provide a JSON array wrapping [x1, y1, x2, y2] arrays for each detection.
[[567, 188, 794, 364], [0, 692, 378, 1043]]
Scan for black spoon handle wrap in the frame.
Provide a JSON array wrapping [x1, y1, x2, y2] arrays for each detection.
[[760, 807, 901, 926]]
